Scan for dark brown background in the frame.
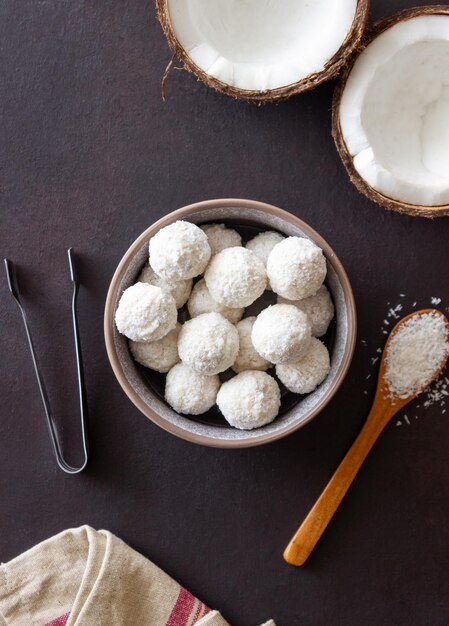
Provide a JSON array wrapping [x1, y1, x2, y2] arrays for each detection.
[[1, 1, 449, 624]]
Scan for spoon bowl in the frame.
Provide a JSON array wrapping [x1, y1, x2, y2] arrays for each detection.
[[376, 308, 449, 412]]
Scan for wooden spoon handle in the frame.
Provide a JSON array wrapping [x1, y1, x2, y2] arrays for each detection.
[[283, 408, 390, 566]]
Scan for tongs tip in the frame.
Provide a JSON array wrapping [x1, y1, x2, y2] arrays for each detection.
[[67, 248, 77, 283], [4, 258, 19, 300]]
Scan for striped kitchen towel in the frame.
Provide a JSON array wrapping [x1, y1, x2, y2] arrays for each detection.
[[0, 526, 275, 626]]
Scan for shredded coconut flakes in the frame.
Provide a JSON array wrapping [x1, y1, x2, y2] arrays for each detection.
[[385, 312, 449, 399]]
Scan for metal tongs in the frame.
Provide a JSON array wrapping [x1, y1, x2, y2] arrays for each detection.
[[4, 249, 89, 474]]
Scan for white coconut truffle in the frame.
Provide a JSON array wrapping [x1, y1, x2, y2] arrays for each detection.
[[251, 304, 311, 364], [129, 323, 180, 373], [204, 247, 267, 308], [246, 231, 285, 291], [187, 279, 244, 325], [278, 285, 334, 337], [276, 338, 330, 394], [200, 223, 242, 256], [165, 363, 220, 415], [232, 317, 271, 373], [115, 283, 177, 342], [217, 371, 281, 430], [178, 312, 239, 375], [267, 236, 327, 300], [139, 264, 192, 309], [149, 220, 211, 281], [246, 231, 284, 264]]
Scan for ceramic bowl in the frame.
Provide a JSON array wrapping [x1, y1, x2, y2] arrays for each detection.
[[104, 198, 357, 447]]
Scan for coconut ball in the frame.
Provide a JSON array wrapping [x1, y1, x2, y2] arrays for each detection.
[[278, 285, 334, 337], [246, 231, 285, 289], [149, 220, 211, 281], [217, 371, 281, 430], [267, 236, 327, 300], [251, 304, 311, 364], [204, 247, 267, 308], [139, 264, 192, 309], [129, 323, 180, 373], [200, 223, 242, 256], [246, 231, 285, 291], [276, 338, 330, 394], [178, 312, 239, 375], [187, 279, 244, 325], [232, 317, 271, 373], [165, 363, 220, 415], [115, 283, 177, 342], [246, 231, 285, 265]]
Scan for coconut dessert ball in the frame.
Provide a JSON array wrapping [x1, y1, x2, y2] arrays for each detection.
[[204, 247, 267, 308], [278, 285, 334, 337], [232, 317, 271, 373], [178, 312, 239, 375], [139, 264, 192, 309], [129, 323, 180, 373], [267, 236, 327, 300], [246, 231, 285, 265], [200, 223, 242, 256], [276, 338, 330, 394], [246, 231, 285, 291], [187, 279, 244, 325], [165, 363, 220, 415], [149, 220, 211, 281], [115, 283, 177, 342], [252, 304, 311, 364], [217, 371, 281, 430]]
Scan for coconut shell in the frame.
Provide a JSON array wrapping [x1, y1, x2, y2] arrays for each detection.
[[333, 5, 449, 219], [156, 0, 370, 103]]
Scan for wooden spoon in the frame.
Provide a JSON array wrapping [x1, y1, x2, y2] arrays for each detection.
[[283, 308, 449, 566]]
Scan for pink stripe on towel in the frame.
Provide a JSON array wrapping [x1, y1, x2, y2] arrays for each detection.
[[44, 613, 70, 626], [165, 588, 210, 626]]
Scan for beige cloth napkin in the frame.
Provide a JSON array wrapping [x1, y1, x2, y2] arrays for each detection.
[[0, 526, 275, 626]]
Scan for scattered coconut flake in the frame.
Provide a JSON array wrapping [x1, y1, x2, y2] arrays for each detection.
[[422, 375, 449, 408], [384, 312, 449, 399], [431, 297, 442, 305], [386, 304, 403, 321]]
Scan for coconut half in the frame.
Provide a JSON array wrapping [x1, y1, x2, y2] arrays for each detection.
[[334, 6, 449, 217], [157, 0, 369, 101]]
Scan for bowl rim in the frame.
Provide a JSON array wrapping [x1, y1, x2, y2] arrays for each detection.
[[104, 198, 357, 448]]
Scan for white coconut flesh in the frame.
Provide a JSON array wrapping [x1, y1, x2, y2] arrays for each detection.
[[167, 0, 358, 91], [339, 15, 449, 207]]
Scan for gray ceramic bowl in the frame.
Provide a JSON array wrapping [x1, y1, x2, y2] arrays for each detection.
[[104, 199, 357, 447]]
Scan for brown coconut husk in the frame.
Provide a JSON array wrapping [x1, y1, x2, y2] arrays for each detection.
[[156, 0, 370, 103], [333, 5, 449, 219]]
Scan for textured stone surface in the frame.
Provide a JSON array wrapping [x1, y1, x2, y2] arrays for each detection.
[[2, 1, 449, 625]]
